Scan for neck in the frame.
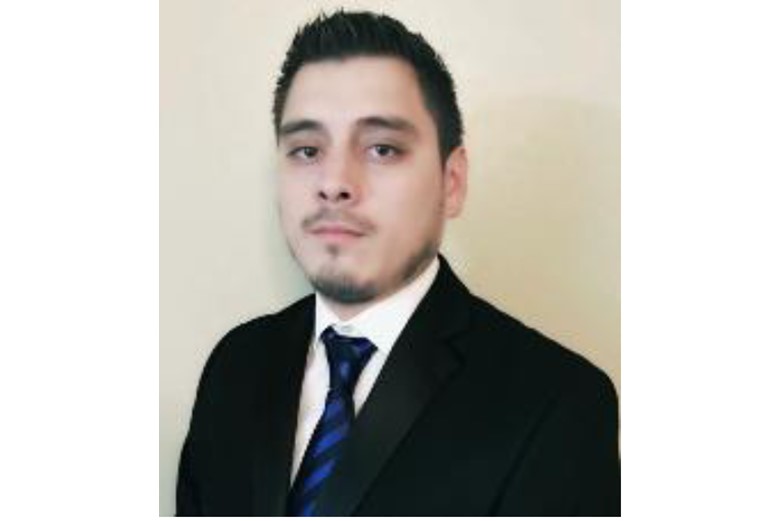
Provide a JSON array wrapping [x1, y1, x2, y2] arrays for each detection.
[[323, 299, 372, 322]]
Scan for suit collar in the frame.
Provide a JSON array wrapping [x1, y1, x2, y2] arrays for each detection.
[[313, 254, 473, 515], [249, 296, 314, 516]]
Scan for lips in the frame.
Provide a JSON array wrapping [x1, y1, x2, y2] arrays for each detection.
[[310, 224, 363, 236], [308, 223, 366, 242]]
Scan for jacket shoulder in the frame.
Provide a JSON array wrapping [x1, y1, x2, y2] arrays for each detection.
[[466, 294, 616, 394], [196, 294, 314, 383], [221, 294, 311, 340]]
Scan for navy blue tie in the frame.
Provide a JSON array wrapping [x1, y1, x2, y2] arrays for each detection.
[[287, 326, 376, 516]]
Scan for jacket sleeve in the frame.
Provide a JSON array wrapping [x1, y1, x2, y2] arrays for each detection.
[[175, 329, 234, 516], [493, 367, 621, 516], [176, 434, 201, 516]]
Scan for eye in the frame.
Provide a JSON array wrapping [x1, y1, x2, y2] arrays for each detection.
[[288, 146, 319, 162], [368, 144, 402, 161]]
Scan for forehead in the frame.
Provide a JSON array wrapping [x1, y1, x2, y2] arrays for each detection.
[[281, 56, 435, 134]]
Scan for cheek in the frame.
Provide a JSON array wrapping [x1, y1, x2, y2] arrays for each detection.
[[277, 200, 304, 245], [377, 179, 442, 234], [404, 175, 442, 211], [278, 181, 307, 218]]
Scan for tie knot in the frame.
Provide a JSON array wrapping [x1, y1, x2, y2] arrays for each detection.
[[321, 326, 376, 394]]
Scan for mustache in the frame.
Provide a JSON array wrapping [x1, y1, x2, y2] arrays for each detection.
[[302, 208, 376, 234]]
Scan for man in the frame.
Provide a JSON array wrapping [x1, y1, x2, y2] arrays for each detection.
[[177, 10, 620, 516]]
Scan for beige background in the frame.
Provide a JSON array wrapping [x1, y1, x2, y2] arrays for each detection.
[[160, 0, 619, 515]]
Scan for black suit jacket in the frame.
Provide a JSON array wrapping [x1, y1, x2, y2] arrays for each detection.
[[177, 256, 620, 516]]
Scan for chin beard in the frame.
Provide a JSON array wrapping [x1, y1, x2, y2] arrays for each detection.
[[307, 239, 439, 305], [310, 273, 379, 304]]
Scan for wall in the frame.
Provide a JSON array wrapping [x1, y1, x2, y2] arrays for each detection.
[[160, 0, 619, 515]]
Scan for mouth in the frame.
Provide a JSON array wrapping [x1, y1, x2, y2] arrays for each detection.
[[308, 223, 366, 243]]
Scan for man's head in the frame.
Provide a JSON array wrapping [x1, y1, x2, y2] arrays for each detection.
[[273, 10, 463, 164], [273, 10, 468, 317]]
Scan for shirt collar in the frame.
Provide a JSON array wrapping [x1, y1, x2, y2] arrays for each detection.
[[314, 256, 440, 354]]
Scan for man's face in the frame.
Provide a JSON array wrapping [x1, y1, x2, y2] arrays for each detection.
[[276, 56, 466, 309]]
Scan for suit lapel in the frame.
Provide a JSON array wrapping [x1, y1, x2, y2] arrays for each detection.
[[249, 297, 314, 516], [313, 256, 472, 516]]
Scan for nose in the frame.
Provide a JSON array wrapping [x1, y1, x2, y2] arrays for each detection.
[[317, 152, 362, 205]]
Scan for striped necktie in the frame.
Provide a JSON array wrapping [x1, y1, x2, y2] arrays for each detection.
[[287, 326, 377, 516]]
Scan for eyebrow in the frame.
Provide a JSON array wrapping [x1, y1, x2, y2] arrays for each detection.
[[355, 116, 419, 137], [278, 119, 325, 139], [278, 115, 420, 141]]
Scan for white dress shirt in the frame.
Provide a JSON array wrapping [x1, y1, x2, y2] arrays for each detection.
[[290, 256, 440, 482]]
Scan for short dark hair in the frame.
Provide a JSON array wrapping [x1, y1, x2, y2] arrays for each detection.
[[273, 10, 463, 163]]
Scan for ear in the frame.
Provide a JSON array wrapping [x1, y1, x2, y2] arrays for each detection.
[[443, 145, 468, 218]]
